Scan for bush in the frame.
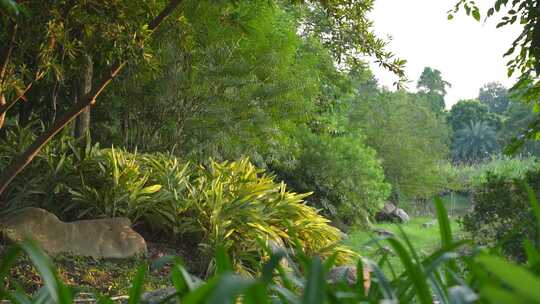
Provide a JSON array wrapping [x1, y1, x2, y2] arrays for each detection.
[[272, 128, 390, 227], [1, 131, 353, 276], [463, 162, 540, 261]]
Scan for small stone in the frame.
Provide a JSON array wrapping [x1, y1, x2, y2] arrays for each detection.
[[373, 228, 394, 237], [422, 219, 437, 228]]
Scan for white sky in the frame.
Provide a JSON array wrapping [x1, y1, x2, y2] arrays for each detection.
[[368, 0, 521, 108]]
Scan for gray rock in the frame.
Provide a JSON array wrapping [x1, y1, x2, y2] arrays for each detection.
[[373, 228, 394, 237], [375, 202, 397, 222], [394, 208, 410, 223], [141, 276, 203, 303], [141, 287, 176, 304], [375, 202, 410, 223], [328, 265, 358, 285], [0, 207, 147, 258], [328, 264, 371, 291]]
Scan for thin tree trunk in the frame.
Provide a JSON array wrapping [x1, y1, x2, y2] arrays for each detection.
[[75, 54, 93, 140], [0, 22, 17, 130], [0, 62, 126, 195], [0, 0, 182, 197], [0, 95, 6, 130]]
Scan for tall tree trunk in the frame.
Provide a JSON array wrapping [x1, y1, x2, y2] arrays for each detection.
[[0, 0, 182, 197], [75, 54, 93, 140]]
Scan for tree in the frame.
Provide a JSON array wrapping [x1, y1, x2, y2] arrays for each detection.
[[273, 127, 390, 226], [92, 1, 323, 166], [450, 1, 540, 151], [452, 121, 499, 164], [448, 99, 501, 132], [349, 89, 450, 200], [478, 82, 510, 114], [296, 1, 407, 83], [0, 0, 405, 197], [416, 67, 451, 113], [0, 0, 184, 196], [499, 101, 540, 155]]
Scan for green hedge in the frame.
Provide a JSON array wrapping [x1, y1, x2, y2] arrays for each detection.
[[463, 164, 540, 261]]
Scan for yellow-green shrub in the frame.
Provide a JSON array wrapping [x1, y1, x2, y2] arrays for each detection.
[[3, 139, 353, 275]]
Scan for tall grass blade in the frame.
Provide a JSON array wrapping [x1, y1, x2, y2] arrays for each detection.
[[127, 264, 147, 304], [434, 196, 452, 249], [524, 183, 540, 248], [19, 241, 72, 304], [355, 258, 366, 296], [476, 254, 540, 301], [434, 196, 459, 286], [386, 238, 432, 304], [207, 274, 254, 304], [0, 245, 21, 295], [215, 245, 233, 275], [302, 257, 325, 304], [364, 259, 395, 301]]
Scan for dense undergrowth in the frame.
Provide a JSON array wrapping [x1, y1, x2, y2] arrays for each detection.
[[462, 157, 540, 261], [0, 128, 353, 277], [3, 198, 540, 303]]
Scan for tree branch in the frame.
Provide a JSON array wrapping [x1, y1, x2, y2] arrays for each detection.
[[0, 0, 183, 197]]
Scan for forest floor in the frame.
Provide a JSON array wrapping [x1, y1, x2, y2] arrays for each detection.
[[0, 240, 206, 297]]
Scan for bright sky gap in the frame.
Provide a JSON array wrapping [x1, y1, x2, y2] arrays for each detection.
[[369, 0, 520, 108]]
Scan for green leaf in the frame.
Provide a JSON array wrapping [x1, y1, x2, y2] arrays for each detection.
[[472, 8, 481, 21], [523, 183, 540, 245], [215, 245, 233, 275], [127, 264, 147, 304], [434, 196, 452, 249], [20, 241, 72, 304], [244, 282, 269, 304], [386, 238, 432, 304], [355, 258, 366, 296], [0, 245, 21, 295], [207, 274, 254, 304], [302, 257, 325, 304], [0, 0, 18, 16], [476, 254, 540, 301], [261, 251, 285, 284]]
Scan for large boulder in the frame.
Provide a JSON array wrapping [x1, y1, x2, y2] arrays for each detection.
[[394, 208, 410, 223], [375, 202, 410, 223], [1, 207, 147, 258]]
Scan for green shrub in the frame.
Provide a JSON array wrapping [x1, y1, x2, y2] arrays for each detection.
[[183, 159, 354, 275], [463, 166, 540, 261], [272, 128, 390, 227], [1, 133, 353, 276]]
